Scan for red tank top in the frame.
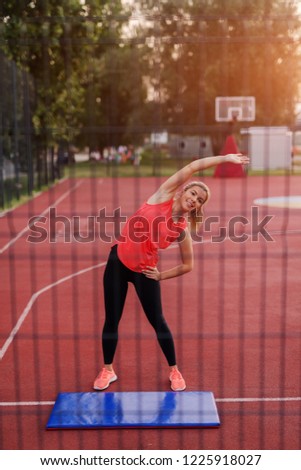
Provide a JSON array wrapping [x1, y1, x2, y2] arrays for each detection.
[[117, 199, 187, 272]]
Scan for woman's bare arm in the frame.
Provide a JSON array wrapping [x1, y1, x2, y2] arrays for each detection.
[[142, 229, 193, 281], [147, 154, 249, 204]]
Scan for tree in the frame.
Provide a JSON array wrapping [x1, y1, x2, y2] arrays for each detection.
[[0, 0, 126, 147], [135, 0, 301, 130], [2, 0, 300, 159], [79, 41, 149, 149]]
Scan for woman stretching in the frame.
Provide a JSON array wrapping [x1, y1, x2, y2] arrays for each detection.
[[94, 153, 249, 391]]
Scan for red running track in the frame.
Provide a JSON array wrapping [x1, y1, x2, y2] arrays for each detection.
[[0, 175, 300, 449]]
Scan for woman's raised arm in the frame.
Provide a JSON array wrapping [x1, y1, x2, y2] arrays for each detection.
[[148, 154, 249, 203]]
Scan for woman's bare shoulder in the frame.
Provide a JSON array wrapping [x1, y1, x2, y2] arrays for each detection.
[[147, 189, 173, 205]]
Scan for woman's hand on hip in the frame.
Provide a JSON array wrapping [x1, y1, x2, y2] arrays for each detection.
[[142, 266, 161, 281]]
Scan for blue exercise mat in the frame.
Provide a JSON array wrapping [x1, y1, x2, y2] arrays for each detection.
[[46, 391, 220, 429]]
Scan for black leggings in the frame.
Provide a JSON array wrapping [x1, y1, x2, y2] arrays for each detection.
[[102, 245, 176, 366]]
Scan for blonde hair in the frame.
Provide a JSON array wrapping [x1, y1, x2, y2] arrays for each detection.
[[182, 181, 210, 233]]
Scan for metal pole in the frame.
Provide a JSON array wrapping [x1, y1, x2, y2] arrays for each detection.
[[0, 51, 4, 207], [23, 70, 33, 196], [12, 61, 20, 200]]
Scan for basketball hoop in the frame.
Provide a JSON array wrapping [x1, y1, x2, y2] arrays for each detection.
[[215, 96, 255, 122]]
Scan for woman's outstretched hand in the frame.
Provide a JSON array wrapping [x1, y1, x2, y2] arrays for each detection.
[[225, 154, 250, 165]]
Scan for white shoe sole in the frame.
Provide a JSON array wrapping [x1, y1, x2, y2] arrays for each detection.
[[170, 384, 186, 391], [93, 374, 117, 391]]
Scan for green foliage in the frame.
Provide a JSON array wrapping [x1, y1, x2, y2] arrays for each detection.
[[1, 0, 301, 151], [140, 0, 301, 128], [0, 0, 126, 144]]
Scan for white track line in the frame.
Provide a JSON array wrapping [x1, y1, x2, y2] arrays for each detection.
[[0, 240, 187, 361], [0, 397, 300, 407], [1, 231, 297, 360], [0, 180, 83, 255], [216, 397, 301, 403], [0, 261, 106, 361], [0, 401, 55, 406]]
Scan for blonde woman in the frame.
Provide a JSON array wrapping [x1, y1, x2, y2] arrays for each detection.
[[94, 153, 249, 392]]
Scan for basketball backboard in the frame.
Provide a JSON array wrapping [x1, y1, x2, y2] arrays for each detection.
[[215, 96, 255, 122]]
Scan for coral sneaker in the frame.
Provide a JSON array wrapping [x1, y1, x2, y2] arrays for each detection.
[[93, 368, 117, 391], [169, 369, 186, 391]]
